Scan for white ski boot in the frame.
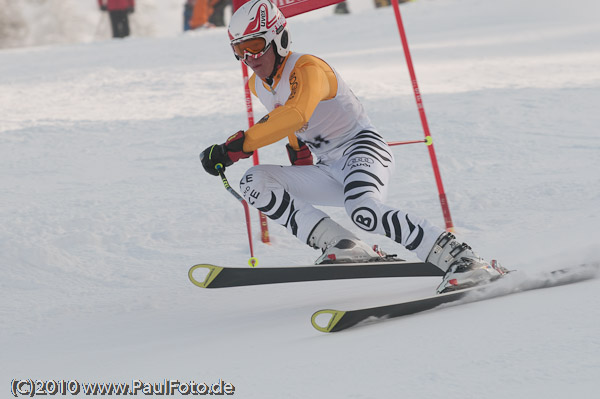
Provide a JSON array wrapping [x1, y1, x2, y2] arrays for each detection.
[[426, 232, 508, 294], [308, 218, 384, 264]]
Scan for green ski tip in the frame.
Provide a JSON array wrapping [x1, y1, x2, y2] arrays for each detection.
[[311, 309, 346, 333], [188, 264, 223, 288]]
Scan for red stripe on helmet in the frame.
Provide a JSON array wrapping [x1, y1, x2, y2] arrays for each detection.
[[243, 3, 278, 36]]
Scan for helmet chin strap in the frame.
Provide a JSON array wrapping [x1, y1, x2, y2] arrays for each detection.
[[265, 44, 283, 87]]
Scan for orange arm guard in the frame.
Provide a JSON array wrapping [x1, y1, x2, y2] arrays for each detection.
[[242, 55, 338, 153]]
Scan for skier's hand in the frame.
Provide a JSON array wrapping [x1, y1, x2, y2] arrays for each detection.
[[200, 130, 253, 176], [200, 144, 229, 176], [286, 140, 313, 165]]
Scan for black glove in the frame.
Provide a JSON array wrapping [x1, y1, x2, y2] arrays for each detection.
[[200, 130, 253, 176], [200, 144, 229, 176]]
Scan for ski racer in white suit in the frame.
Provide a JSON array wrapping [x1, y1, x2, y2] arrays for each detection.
[[200, 0, 505, 293]]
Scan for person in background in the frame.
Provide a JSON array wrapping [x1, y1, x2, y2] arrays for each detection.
[[189, 0, 227, 29], [334, 1, 350, 14], [98, 0, 135, 38], [184, 0, 196, 31], [209, 0, 231, 27]]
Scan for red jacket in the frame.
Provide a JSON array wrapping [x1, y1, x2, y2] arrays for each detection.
[[98, 0, 135, 11]]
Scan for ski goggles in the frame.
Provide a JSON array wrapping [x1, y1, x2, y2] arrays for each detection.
[[231, 37, 270, 61]]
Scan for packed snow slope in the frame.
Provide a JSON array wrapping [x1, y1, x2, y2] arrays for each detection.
[[2, 0, 600, 397]]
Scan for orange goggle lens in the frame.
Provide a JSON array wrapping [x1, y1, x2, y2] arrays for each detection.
[[231, 37, 268, 59]]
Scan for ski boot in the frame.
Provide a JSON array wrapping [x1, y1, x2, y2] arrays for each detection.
[[308, 218, 384, 264], [427, 232, 508, 294]]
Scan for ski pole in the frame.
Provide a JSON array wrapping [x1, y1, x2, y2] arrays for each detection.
[[215, 163, 258, 267]]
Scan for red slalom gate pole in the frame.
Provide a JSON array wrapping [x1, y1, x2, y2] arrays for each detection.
[[390, 1, 454, 232], [241, 62, 271, 244]]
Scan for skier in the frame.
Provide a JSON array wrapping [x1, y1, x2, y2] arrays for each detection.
[[200, 0, 504, 293], [98, 0, 135, 39], [184, 0, 196, 31]]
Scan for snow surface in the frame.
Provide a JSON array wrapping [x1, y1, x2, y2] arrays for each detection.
[[2, 0, 600, 397]]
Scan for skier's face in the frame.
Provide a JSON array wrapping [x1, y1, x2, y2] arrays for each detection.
[[245, 45, 276, 80]]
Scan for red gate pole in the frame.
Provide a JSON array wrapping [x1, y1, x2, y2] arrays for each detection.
[[241, 61, 271, 243], [391, 1, 454, 232]]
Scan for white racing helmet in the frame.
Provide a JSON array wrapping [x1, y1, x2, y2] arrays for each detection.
[[228, 0, 291, 60]]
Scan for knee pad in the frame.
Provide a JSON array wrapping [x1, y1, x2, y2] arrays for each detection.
[[239, 165, 271, 206]]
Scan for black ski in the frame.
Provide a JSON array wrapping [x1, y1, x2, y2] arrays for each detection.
[[188, 261, 444, 288], [311, 263, 599, 332]]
